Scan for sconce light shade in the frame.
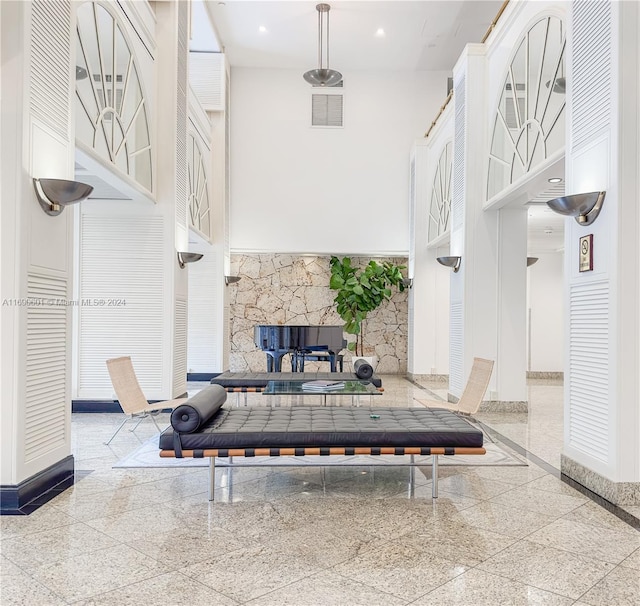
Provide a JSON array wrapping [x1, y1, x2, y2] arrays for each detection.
[[33, 178, 94, 216], [546, 191, 605, 226], [527, 257, 539, 267], [224, 275, 241, 286], [177, 252, 203, 269], [436, 256, 461, 272]]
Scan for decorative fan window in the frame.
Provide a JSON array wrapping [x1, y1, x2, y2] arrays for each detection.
[[75, 2, 152, 192], [487, 16, 565, 200], [428, 141, 453, 242], [188, 133, 211, 240]]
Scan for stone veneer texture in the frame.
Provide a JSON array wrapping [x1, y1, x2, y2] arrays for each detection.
[[228, 254, 408, 374]]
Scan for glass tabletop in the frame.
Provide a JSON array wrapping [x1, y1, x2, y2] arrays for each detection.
[[263, 380, 381, 396]]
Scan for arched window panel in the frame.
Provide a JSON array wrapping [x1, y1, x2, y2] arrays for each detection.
[[428, 141, 453, 242], [75, 2, 152, 192], [188, 132, 211, 241], [487, 16, 565, 200]]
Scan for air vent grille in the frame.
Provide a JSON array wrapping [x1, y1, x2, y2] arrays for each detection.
[[312, 93, 343, 127]]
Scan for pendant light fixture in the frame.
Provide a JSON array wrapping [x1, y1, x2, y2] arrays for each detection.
[[303, 3, 342, 87]]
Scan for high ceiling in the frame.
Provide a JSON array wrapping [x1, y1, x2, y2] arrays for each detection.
[[192, 0, 566, 254], [196, 1, 504, 71]]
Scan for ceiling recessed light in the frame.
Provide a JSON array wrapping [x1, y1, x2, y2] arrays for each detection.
[[548, 177, 563, 183], [375, 28, 385, 37], [258, 25, 267, 33]]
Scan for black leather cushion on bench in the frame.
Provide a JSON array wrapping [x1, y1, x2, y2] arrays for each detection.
[[211, 371, 383, 389], [170, 385, 227, 433], [159, 406, 483, 451]]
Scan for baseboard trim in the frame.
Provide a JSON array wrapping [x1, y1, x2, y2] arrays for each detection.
[[188, 372, 219, 381], [72, 400, 123, 413], [561, 454, 640, 506], [527, 371, 564, 380], [72, 396, 186, 413], [1, 455, 75, 515], [406, 373, 449, 383]]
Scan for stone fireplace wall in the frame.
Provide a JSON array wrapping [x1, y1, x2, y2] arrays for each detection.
[[228, 254, 408, 373]]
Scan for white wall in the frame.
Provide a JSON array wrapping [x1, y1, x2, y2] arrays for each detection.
[[528, 252, 564, 372], [230, 67, 449, 255]]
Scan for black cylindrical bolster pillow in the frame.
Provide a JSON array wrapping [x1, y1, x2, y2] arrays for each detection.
[[170, 384, 227, 433], [354, 358, 374, 380]]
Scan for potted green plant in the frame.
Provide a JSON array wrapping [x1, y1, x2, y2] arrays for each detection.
[[329, 256, 406, 359]]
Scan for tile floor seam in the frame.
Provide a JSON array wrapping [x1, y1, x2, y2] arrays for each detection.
[[325, 567, 417, 605], [174, 570, 245, 606], [522, 527, 640, 567], [570, 562, 631, 606], [399, 565, 471, 605], [408, 563, 583, 605], [1, 553, 71, 605], [463, 557, 585, 603], [181, 554, 331, 605]]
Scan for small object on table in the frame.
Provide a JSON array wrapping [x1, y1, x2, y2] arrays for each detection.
[[302, 379, 345, 391]]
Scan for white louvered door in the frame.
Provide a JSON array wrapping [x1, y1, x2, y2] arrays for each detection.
[[568, 282, 609, 461], [174, 299, 188, 395], [25, 274, 69, 462], [78, 215, 165, 398]]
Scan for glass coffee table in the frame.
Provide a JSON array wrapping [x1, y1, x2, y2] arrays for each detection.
[[263, 380, 381, 405]]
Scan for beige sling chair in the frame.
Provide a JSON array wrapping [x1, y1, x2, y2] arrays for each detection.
[[105, 356, 187, 445], [414, 357, 494, 416]]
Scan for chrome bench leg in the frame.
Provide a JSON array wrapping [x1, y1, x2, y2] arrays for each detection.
[[432, 454, 439, 498], [408, 454, 415, 498], [209, 458, 216, 501]]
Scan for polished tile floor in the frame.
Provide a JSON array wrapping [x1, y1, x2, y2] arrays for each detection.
[[1, 377, 639, 605]]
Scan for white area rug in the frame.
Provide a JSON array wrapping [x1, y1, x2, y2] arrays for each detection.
[[113, 435, 527, 469]]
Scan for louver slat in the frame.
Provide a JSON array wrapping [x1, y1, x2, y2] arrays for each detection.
[[25, 273, 68, 462], [569, 282, 609, 462], [176, 1, 189, 230], [30, 0, 71, 139], [449, 302, 464, 393], [174, 299, 188, 394], [452, 77, 465, 231], [79, 216, 164, 394], [571, 0, 611, 149], [188, 254, 219, 373]]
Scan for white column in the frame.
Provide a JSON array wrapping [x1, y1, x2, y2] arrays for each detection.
[[495, 207, 528, 402], [449, 44, 529, 406], [449, 44, 498, 400], [561, 0, 640, 504], [74, 0, 189, 401], [1, 0, 75, 507]]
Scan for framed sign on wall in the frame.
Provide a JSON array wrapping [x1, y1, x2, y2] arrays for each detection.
[[579, 234, 593, 272]]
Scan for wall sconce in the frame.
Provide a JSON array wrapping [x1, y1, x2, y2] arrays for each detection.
[[436, 256, 461, 272], [546, 191, 606, 226], [33, 178, 94, 216], [527, 257, 539, 267], [177, 252, 203, 268], [224, 275, 241, 286]]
